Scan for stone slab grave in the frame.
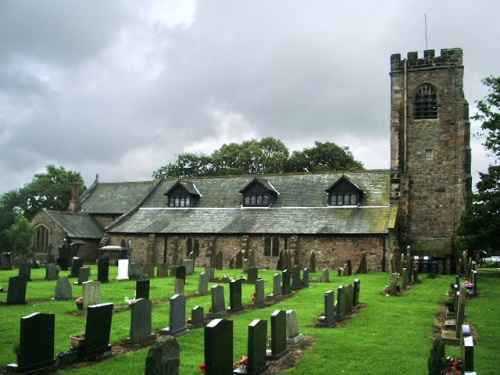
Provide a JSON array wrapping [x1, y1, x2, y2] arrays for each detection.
[[198, 272, 209, 296], [204, 318, 233, 375], [97, 257, 109, 283], [54, 277, 73, 300], [266, 273, 282, 301], [145, 335, 180, 375], [253, 279, 266, 308], [266, 310, 289, 361], [206, 285, 226, 319], [190, 305, 205, 327], [302, 268, 310, 288], [442, 290, 466, 345], [286, 309, 304, 345], [227, 279, 244, 313], [159, 294, 189, 337], [336, 285, 346, 322], [183, 259, 194, 275], [18, 262, 32, 281], [76, 267, 91, 285], [142, 263, 155, 279], [129, 262, 143, 279], [247, 267, 258, 284], [79, 303, 114, 360], [291, 265, 301, 290], [321, 268, 330, 283], [281, 270, 291, 296], [316, 290, 335, 328], [82, 280, 101, 310], [126, 298, 155, 344], [234, 319, 268, 375], [157, 263, 169, 278], [6, 276, 28, 305], [5, 312, 57, 374], [116, 259, 129, 280]]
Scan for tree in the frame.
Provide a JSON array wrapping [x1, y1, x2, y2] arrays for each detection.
[[457, 76, 500, 255], [152, 137, 363, 178], [4, 214, 35, 258], [0, 165, 85, 250]]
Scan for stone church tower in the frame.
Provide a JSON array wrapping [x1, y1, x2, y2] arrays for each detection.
[[390, 48, 472, 267]]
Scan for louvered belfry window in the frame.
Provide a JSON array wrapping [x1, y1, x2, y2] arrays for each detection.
[[414, 84, 438, 119]]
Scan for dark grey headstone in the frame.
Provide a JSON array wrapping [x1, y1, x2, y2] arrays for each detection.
[[175, 266, 186, 280], [204, 266, 214, 280], [247, 267, 258, 284], [266, 310, 289, 361], [207, 285, 226, 318], [353, 279, 361, 306], [302, 268, 310, 288], [70, 258, 83, 278], [191, 306, 205, 326], [235, 319, 268, 374], [160, 294, 188, 336], [336, 286, 346, 321], [127, 298, 155, 344], [281, 270, 291, 295], [97, 257, 109, 283], [215, 250, 223, 270], [198, 272, 209, 296], [309, 251, 316, 273], [145, 335, 180, 375], [129, 262, 143, 279], [77, 267, 90, 285], [183, 259, 194, 276], [345, 284, 354, 314], [462, 336, 474, 372], [228, 279, 244, 313], [142, 263, 155, 279], [291, 265, 301, 290], [136, 278, 150, 300], [45, 263, 58, 280], [204, 319, 233, 375], [6, 313, 56, 373], [82, 303, 113, 358], [55, 277, 73, 300], [316, 290, 335, 328], [1, 252, 13, 270], [18, 263, 31, 281], [254, 279, 265, 307], [235, 250, 243, 269], [157, 263, 169, 278], [272, 273, 282, 299], [7, 276, 27, 305]]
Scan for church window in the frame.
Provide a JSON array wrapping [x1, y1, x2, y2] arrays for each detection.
[[350, 194, 357, 205], [264, 237, 280, 257], [263, 195, 269, 205], [36, 225, 49, 252], [186, 238, 200, 257], [245, 196, 251, 206], [414, 84, 438, 119]]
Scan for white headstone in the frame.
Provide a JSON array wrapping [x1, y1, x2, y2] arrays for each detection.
[[117, 259, 129, 280]]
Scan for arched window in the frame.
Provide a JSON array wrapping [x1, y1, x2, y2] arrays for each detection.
[[257, 195, 262, 205], [36, 226, 49, 252], [251, 196, 256, 205], [350, 194, 357, 205], [245, 196, 251, 206], [263, 195, 269, 206], [414, 84, 438, 119]]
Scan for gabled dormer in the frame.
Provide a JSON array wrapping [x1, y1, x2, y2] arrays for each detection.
[[165, 181, 201, 207], [326, 175, 364, 206], [240, 177, 279, 207]]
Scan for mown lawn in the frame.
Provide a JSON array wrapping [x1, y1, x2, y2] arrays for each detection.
[[0, 266, 498, 374]]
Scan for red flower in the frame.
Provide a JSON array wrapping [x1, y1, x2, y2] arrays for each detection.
[[198, 363, 205, 372], [240, 356, 248, 365]]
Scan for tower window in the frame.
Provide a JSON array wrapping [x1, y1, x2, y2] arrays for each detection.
[[414, 84, 438, 119]]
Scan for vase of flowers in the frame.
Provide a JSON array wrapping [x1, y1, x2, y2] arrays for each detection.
[[75, 296, 83, 310]]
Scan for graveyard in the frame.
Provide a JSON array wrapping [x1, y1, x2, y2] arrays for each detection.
[[0, 262, 499, 374]]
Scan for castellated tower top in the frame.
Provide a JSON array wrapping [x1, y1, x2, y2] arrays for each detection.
[[390, 48, 463, 72]]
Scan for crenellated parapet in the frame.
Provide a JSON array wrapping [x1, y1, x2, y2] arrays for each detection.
[[390, 48, 463, 71]]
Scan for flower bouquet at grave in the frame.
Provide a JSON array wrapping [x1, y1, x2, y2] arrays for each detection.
[[124, 296, 137, 306], [75, 296, 83, 310], [198, 363, 205, 372], [251, 292, 257, 304], [234, 356, 248, 371], [443, 356, 461, 374]]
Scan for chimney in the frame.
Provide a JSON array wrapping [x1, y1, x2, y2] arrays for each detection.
[[67, 182, 81, 213]]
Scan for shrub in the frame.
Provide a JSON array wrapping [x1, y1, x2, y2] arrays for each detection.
[[427, 338, 445, 375]]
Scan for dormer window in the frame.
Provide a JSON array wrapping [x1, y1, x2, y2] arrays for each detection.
[[326, 175, 363, 206], [165, 181, 201, 208], [240, 177, 279, 207], [414, 84, 438, 119]]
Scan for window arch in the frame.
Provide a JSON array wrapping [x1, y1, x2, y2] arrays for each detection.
[[35, 225, 49, 252], [414, 84, 438, 119]]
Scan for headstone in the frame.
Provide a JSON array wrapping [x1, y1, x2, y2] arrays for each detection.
[[136, 278, 150, 300], [55, 277, 73, 300], [302, 268, 310, 288], [157, 263, 169, 278], [7, 276, 27, 305], [126, 298, 155, 344], [204, 319, 233, 375], [266, 310, 289, 361], [81, 303, 113, 358], [229, 257, 235, 269], [145, 335, 180, 375], [82, 280, 101, 310], [336, 285, 346, 322], [191, 306, 205, 326], [70, 257, 83, 278], [77, 267, 91, 285], [276, 251, 283, 271], [97, 257, 109, 283], [291, 265, 301, 290], [455, 293, 466, 338], [5, 313, 57, 374], [321, 268, 330, 283], [235, 251, 243, 269], [353, 279, 361, 306], [462, 336, 474, 373], [401, 268, 408, 291], [208, 285, 226, 318], [215, 250, 223, 270], [160, 294, 188, 336], [175, 266, 186, 280], [228, 279, 244, 313], [205, 266, 214, 280], [345, 284, 354, 314], [309, 251, 316, 273], [18, 262, 32, 281], [470, 270, 478, 297], [198, 272, 209, 296], [461, 324, 471, 356], [174, 278, 185, 295], [45, 263, 58, 280], [254, 279, 266, 307], [129, 262, 143, 279], [183, 259, 194, 275], [286, 310, 304, 344], [271, 273, 282, 299], [248, 249, 255, 268], [247, 267, 258, 284], [57, 245, 70, 271], [316, 290, 335, 328], [345, 259, 352, 276], [235, 319, 268, 374], [242, 259, 250, 272], [1, 252, 13, 270], [142, 263, 155, 279], [116, 259, 129, 280], [281, 270, 291, 295]]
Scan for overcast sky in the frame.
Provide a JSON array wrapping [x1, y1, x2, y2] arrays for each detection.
[[1, 0, 499, 195]]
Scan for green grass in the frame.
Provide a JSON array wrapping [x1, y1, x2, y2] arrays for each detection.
[[0, 267, 498, 374]]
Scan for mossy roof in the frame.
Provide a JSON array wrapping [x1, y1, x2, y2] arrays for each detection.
[[44, 209, 103, 239]]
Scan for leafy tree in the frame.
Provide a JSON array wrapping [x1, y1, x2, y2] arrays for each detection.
[[457, 76, 500, 254], [0, 165, 85, 250], [152, 137, 363, 178], [4, 214, 35, 258]]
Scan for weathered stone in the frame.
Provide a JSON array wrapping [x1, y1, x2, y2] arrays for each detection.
[[145, 335, 180, 375]]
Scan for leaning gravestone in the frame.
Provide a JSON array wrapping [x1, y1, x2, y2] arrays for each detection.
[[234, 319, 268, 374], [55, 277, 73, 300], [159, 294, 188, 336], [7, 276, 27, 305], [145, 335, 180, 375], [81, 303, 113, 359], [82, 280, 101, 310], [5, 313, 57, 374], [126, 298, 155, 344], [204, 319, 233, 375], [45, 263, 59, 280], [266, 310, 289, 361]]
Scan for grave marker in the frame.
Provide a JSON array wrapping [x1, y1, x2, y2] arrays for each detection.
[[204, 319, 233, 375], [81, 303, 113, 359], [316, 290, 335, 328], [198, 272, 209, 296], [55, 277, 72, 300], [160, 294, 189, 336], [336, 285, 346, 322], [97, 257, 109, 283], [18, 262, 31, 281], [191, 306, 205, 326], [126, 298, 155, 344], [145, 335, 179, 375], [45, 263, 58, 280], [77, 267, 90, 285], [228, 279, 244, 313], [281, 270, 291, 295], [136, 278, 150, 300], [142, 263, 155, 279], [254, 279, 266, 307], [70, 257, 83, 278], [286, 310, 304, 344], [266, 310, 289, 361], [234, 319, 268, 375], [116, 259, 129, 280], [7, 276, 27, 305], [353, 279, 361, 306], [1, 252, 13, 270], [82, 280, 101, 310], [207, 285, 226, 318], [247, 267, 258, 284], [291, 265, 301, 290]]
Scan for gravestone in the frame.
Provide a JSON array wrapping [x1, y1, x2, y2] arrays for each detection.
[[228, 279, 244, 313], [129, 262, 143, 279], [97, 257, 109, 283], [266, 310, 289, 361], [198, 272, 209, 296], [242, 259, 250, 272], [7, 276, 27, 305], [136, 278, 150, 300], [207, 285, 226, 318], [316, 290, 335, 328], [470, 270, 478, 297], [160, 294, 188, 336], [126, 298, 155, 344], [57, 245, 70, 271], [401, 268, 408, 291], [345, 259, 352, 276], [461, 325, 471, 356], [81, 303, 113, 359], [82, 280, 101, 310], [281, 270, 291, 295], [321, 268, 330, 283], [204, 319, 233, 375], [271, 273, 282, 299], [174, 278, 184, 295], [77, 267, 91, 285], [248, 249, 255, 268], [183, 259, 194, 275], [215, 250, 223, 270], [55, 277, 73, 300], [145, 335, 180, 375], [45, 263, 58, 280], [247, 267, 258, 284], [345, 284, 354, 314], [205, 266, 214, 281], [70, 257, 83, 278], [18, 262, 31, 281], [286, 309, 304, 344], [188, 251, 197, 261], [336, 285, 346, 322], [142, 263, 155, 279], [455, 293, 466, 338], [157, 263, 169, 278], [254, 279, 266, 307], [462, 336, 474, 373], [191, 306, 205, 326], [291, 265, 301, 290], [175, 265, 186, 281], [5, 313, 57, 374], [302, 268, 310, 288], [276, 251, 284, 271], [116, 259, 129, 280], [229, 257, 235, 269], [170, 265, 178, 278], [353, 279, 361, 306], [235, 250, 243, 269], [1, 252, 13, 270], [309, 251, 316, 273], [234, 319, 268, 375], [283, 250, 293, 272]]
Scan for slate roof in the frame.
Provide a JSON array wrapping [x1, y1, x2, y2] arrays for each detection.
[[44, 209, 103, 239], [108, 170, 396, 235]]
